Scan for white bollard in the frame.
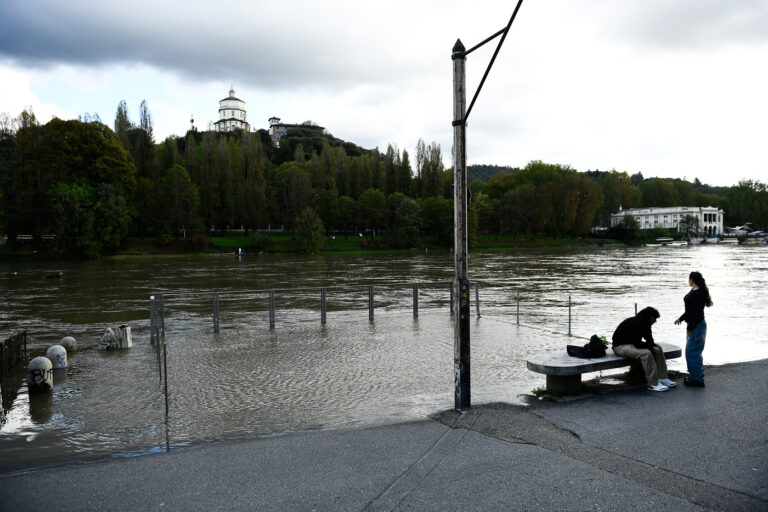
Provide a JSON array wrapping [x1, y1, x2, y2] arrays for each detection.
[[28, 357, 53, 392], [100, 328, 119, 350], [119, 325, 133, 348], [46, 345, 67, 369], [60, 336, 77, 352]]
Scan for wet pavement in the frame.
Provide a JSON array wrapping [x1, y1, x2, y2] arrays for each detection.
[[2, 359, 766, 511]]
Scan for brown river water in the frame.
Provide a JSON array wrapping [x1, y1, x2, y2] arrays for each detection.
[[1, 244, 767, 471]]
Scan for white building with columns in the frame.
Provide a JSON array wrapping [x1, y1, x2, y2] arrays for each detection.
[[611, 206, 724, 236], [214, 88, 250, 132]]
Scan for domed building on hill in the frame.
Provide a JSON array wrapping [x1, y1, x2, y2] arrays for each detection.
[[214, 88, 250, 132]]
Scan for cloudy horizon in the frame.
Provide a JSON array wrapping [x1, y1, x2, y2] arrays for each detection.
[[1, 0, 766, 187]]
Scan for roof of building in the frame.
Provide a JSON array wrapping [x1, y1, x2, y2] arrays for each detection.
[[612, 205, 722, 216], [214, 118, 250, 125], [270, 122, 325, 130]]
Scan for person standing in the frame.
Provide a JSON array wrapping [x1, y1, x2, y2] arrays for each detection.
[[612, 307, 677, 392], [674, 271, 713, 387]]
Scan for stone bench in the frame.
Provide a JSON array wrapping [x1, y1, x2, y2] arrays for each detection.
[[526, 342, 682, 393]]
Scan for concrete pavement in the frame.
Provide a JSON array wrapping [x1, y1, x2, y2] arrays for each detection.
[[1, 359, 767, 511]]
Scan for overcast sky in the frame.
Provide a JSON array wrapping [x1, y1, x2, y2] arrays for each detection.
[[1, 0, 766, 187]]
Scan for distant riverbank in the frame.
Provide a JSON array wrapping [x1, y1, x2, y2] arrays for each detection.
[[121, 233, 624, 256], [1, 233, 625, 261]]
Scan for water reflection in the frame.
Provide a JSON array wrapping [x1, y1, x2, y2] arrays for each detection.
[[1, 244, 767, 471], [28, 392, 53, 424]]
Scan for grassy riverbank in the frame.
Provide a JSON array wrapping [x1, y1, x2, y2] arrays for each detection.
[[119, 233, 622, 255], [1, 233, 624, 260]]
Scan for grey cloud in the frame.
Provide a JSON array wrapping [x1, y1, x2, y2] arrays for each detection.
[[0, 1, 432, 90]]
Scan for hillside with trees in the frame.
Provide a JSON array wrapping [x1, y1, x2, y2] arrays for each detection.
[[1, 102, 766, 257]]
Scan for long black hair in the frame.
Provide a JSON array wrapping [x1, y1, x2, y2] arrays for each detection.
[[690, 271, 713, 307]]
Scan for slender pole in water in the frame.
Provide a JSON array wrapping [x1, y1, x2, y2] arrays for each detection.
[[413, 282, 419, 318], [163, 343, 169, 415], [156, 336, 162, 383], [368, 285, 374, 322], [213, 292, 220, 333], [635, 303, 638, 315], [269, 290, 275, 330], [517, 290, 520, 325], [321, 287, 327, 325], [150, 296, 156, 345], [568, 295, 572, 336], [450, 283, 454, 314], [159, 294, 165, 337], [475, 282, 481, 318]]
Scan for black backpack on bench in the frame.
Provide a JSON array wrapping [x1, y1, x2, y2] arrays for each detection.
[[567, 335, 607, 359]]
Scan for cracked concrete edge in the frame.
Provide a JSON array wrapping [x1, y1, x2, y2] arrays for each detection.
[[429, 402, 766, 512]]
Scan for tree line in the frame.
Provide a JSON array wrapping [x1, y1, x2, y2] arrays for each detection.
[[1, 101, 766, 257]]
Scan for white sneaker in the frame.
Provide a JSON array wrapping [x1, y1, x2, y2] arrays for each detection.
[[648, 383, 669, 392], [659, 378, 678, 388]]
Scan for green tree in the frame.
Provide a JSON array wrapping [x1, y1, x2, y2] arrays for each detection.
[[475, 194, 503, 240], [274, 163, 313, 230], [0, 121, 21, 249], [422, 141, 444, 197], [240, 132, 267, 234], [608, 214, 642, 244], [358, 188, 386, 238], [385, 192, 408, 232], [158, 164, 202, 238], [595, 171, 634, 226], [49, 181, 98, 257], [723, 180, 767, 229], [419, 196, 452, 244], [313, 188, 340, 232], [49, 181, 131, 257], [469, 179, 486, 198], [293, 207, 325, 254], [337, 195, 358, 238], [567, 173, 603, 237], [114, 100, 132, 151], [392, 198, 421, 248], [397, 149, 413, 196], [639, 178, 681, 207]]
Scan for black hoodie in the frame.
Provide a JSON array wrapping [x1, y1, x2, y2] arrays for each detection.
[[612, 310, 656, 350]]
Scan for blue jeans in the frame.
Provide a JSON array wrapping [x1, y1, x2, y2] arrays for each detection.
[[686, 320, 707, 382]]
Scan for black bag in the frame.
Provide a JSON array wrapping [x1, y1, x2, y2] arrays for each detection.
[[567, 335, 607, 359]]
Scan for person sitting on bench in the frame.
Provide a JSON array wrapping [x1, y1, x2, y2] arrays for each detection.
[[612, 307, 678, 392]]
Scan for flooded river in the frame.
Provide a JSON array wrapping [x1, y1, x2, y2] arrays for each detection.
[[1, 244, 767, 471]]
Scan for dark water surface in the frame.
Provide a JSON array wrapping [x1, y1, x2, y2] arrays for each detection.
[[1, 244, 766, 471]]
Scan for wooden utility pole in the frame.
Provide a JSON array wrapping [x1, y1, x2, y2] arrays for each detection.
[[452, 39, 470, 411], [449, 0, 524, 411]]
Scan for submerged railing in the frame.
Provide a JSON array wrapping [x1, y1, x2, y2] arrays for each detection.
[[146, 283, 650, 343], [0, 331, 27, 380]]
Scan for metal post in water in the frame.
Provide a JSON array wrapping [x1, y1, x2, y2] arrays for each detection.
[[159, 294, 165, 337], [213, 292, 220, 333], [156, 336, 162, 383], [368, 285, 374, 322], [516, 290, 520, 325], [150, 296, 157, 345], [269, 290, 275, 330], [475, 282, 481, 318], [321, 287, 327, 325], [635, 303, 638, 315], [450, 283, 454, 314], [163, 343, 169, 415], [413, 283, 419, 318], [568, 295, 572, 336]]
